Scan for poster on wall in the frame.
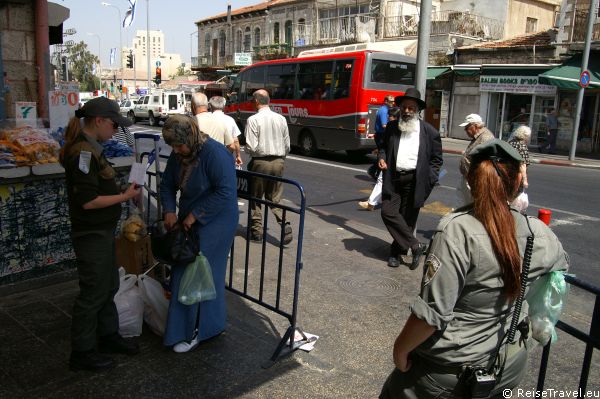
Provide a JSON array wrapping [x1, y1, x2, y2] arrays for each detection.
[[557, 94, 576, 140], [439, 91, 450, 136], [15, 102, 37, 127], [49, 82, 80, 136]]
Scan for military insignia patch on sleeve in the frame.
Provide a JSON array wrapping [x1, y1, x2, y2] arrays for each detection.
[[78, 151, 92, 174], [423, 254, 441, 285]]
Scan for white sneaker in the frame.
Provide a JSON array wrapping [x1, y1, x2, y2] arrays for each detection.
[[173, 336, 200, 353]]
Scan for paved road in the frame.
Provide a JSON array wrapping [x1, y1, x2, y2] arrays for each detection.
[[129, 121, 600, 286]]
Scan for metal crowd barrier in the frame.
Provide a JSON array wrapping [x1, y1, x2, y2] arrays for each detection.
[[133, 133, 309, 366], [536, 274, 600, 391]]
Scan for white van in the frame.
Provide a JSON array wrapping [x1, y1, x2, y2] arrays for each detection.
[[131, 90, 191, 125]]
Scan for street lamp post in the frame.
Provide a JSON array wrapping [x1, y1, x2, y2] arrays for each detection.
[[101, 2, 122, 98], [87, 32, 102, 92]]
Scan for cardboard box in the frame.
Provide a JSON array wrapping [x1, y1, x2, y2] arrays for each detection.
[[116, 235, 153, 275]]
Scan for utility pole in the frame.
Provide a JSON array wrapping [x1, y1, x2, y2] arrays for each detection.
[[415, 0, 432, 96], [569, 0, 598, 161]]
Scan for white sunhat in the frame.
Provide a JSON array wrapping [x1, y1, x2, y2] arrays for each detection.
[[459, 113, 483, 127]]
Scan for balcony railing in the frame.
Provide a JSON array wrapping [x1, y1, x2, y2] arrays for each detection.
[[572, 10, 600, 42], [384, 10, 503, 40], [318, 14, 378, 45], [292, 22, 314, 47]]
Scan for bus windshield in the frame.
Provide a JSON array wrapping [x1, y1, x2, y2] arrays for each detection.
[[370, 59, 415, 86]]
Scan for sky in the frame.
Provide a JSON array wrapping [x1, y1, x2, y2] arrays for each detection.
[[56, 0, 261, 65]]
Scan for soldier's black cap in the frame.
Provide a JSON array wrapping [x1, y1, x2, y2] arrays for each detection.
[[470, 139, 523, 163]]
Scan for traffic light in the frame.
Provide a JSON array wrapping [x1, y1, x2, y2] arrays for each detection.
[[126, 52, 133, 68], [154, 67, 161, 85]]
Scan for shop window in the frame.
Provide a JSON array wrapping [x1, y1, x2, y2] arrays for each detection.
[[254, 27, 261, 47], [235, 30, 242, 53], [274, 22, 280, 44], [296, 61, 333, 100], [526, 17, 538, 33], [285, 20, 292, 44], [244, 27, 252, 52], [219, 30, 226, 57]]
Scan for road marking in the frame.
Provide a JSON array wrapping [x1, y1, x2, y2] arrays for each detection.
[[287, 155, 368, 173], [287, 155, 599, 223], [421, 201, 453, 216]]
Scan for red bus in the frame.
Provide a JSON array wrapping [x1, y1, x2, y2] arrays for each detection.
[[226, 50, 416, 156]]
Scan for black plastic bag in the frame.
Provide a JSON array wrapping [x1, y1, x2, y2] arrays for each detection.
[[150, 221, 199, 265]]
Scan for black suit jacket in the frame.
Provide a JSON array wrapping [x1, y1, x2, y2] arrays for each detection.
[[377, 119, 443, 208]]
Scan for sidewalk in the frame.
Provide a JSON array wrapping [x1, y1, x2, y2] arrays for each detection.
[[442, 137, 600, 170], [1, 204, 598, 398]]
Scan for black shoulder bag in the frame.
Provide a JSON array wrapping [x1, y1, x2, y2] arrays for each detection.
[[462, 215, 535, 399], [150, 221, 199, 265]]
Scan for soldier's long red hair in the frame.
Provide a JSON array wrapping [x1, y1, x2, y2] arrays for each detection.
[[467, 159, 522, 300]]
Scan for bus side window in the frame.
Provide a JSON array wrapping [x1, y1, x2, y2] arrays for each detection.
[[268, 64, 296, 100], [333, 60, 353, 99], [296, 61, 333, 100], [245, 67, 266, 99]]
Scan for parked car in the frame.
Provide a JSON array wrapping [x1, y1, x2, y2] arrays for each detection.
[[119, 99, 135, 123]]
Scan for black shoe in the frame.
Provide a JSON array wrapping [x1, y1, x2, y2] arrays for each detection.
[[98, 333, 140, 355], [410, 243, 427, 270], [387, 256, 400, 268], [69, 350, 115, 371], [250, 232, 263, 243], [282, 223, 293, 245]]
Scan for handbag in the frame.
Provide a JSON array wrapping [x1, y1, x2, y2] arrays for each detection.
[[150, 221, 199, 265], [178, 252, 217, 305]]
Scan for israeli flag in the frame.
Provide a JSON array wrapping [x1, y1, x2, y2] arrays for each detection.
[[110, 48, 116, 65], [92, 63, 97, 75], [122, 0, 137, 28]]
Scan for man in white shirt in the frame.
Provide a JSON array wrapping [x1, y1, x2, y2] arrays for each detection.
[[245, 89, 292, 245], [208, 96, 242, 166], [192, 92, 234, 152], [378, 88, 443, 269]]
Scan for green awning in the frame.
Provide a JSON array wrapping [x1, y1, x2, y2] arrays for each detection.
[[427, 67, 451, 80], [453, 67, 480, 77], [539, 54, 600, 90]]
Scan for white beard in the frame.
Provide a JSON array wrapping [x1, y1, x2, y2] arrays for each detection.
[[398, 115, 419, 133]]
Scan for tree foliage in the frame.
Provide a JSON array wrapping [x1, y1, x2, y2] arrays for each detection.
[[68, 41, 101, 91], [169, 64, 191, 80]]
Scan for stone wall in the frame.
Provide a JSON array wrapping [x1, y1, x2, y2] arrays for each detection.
[[0, 0, 38, 119]]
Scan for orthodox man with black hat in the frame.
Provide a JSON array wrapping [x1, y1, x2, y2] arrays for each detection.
[[378, 88, 443, 269]]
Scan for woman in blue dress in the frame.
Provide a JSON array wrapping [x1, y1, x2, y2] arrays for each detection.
[[160, 114, 238, 353]]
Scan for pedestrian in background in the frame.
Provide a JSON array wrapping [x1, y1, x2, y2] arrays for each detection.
[[367, 95, 396, 180], [60, 97, 141, 371], [245, 89, 292, 244], [209, 95, 243, 167], [160, 115, 238, 353], [359, 106, 399, 211], [508, 125, 531, 189], [380, 140, 569, 399], [542, 108, 559, 154], [378, 88, 443, 269], [192, 92, 234, 150], [457, 114, 495, 205]]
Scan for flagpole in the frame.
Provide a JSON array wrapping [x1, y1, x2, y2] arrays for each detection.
[[146, 0, 151, 93]]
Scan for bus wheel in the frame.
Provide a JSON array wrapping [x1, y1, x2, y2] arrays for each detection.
[[299, 131, 317, 156]]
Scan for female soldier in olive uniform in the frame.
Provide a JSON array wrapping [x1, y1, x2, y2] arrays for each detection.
[[380, 140, 569, 398], [60, 97, 141, 371]]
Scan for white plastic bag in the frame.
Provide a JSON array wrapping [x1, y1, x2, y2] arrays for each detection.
[[114, 274, 144, 337], [512, 191, 529, 213], [138, 274, 169, 336]]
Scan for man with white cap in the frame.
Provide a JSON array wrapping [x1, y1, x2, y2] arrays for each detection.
[[458, 114, 495, 204]]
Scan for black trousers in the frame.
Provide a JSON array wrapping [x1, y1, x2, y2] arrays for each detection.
[[381, 173, 420, 256]]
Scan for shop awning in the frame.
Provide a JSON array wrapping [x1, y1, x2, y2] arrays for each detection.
[[539, 54, 600, 90], [452, 66, 480, 77], [427, 67, 451, 80]]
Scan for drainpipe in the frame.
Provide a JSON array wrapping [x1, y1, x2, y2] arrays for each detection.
[[35, 0, 50, 123]]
